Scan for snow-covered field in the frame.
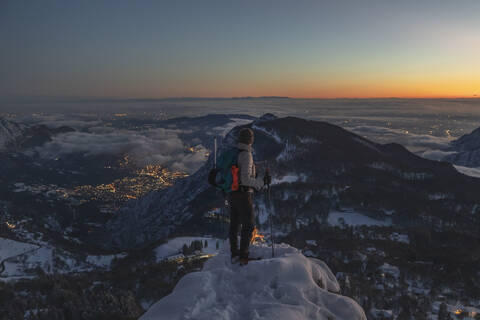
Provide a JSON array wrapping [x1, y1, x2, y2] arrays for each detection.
[[0, 237, 127, 280], [141, 243, 366, 320], [0, 237, 39, 259], [154, 237, 221, 262], [328, 209, 392, 227]]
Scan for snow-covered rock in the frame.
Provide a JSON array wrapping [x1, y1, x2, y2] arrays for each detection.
[[141, 243, 366, 320], [445, 127, 480, 167], [0, 118, 25, 150]]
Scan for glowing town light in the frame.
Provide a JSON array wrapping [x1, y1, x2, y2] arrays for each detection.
[[5, 222, 16, 229]]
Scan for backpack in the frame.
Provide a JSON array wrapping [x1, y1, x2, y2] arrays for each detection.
[[208, 148, 244, 193]]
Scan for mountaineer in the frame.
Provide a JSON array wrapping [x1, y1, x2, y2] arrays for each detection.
[[209, 128, 271, 265], [230, 128, 271, 265]]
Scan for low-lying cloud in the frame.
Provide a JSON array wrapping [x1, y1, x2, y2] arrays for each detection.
[[421, 149, 458, 161], [34, 128, 208, 173], [349, 125, 452, 151], [16, 113, 102, 130]]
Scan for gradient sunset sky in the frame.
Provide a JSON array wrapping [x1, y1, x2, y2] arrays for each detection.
[[1, 0, 479, 99]]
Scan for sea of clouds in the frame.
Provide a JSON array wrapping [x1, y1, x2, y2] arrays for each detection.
[[15, 113, 211, 173], [34, 128, 208, 173], [10, 100, 480, 174], [348, 125, 456, 161]]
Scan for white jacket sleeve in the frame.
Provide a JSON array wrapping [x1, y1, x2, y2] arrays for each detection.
[[238, 151, 264, 190]]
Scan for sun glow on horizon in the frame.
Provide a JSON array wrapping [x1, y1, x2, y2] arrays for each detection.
[[1, 1, 479, 100]]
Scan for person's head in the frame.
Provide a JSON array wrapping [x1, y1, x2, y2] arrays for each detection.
[[238, 128, 254, 145]]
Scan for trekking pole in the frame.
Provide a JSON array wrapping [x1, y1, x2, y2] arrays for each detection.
[[265, 161, 274, 258], [213, 136, 224, 236], [214, 137, 217, 169]]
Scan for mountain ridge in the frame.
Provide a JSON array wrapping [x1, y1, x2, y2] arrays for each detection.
[[106, 115, 480, 250]]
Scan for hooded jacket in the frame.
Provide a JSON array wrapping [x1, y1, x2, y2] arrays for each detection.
[[237, 142, 264, 191]]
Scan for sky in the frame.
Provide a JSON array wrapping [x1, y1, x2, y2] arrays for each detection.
[[0, 0, 479, 99]]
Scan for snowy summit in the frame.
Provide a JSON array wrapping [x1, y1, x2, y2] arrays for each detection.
[[141, 243, 366, 320]]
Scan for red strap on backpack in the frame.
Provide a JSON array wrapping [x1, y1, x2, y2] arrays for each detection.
[[231, 165, 240, 191]]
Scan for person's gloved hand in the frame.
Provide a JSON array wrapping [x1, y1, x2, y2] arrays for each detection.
[[264, 169, 272, 186]]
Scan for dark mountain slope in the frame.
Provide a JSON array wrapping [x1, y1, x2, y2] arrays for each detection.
[[106, 115, 480, 249]]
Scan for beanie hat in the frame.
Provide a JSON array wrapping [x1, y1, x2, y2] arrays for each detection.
[[238, 128, 254, 145]]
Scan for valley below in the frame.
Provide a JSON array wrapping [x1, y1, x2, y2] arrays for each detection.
[[1, 111, 480, 320]]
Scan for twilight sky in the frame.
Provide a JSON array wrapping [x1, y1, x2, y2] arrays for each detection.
[[1, 0, 479, 99]]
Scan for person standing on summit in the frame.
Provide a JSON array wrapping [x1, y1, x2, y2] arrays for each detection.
[[230, 128, 271, 265]]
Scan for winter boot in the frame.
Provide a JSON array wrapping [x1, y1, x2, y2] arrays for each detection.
[[239, 257, 249, 266]]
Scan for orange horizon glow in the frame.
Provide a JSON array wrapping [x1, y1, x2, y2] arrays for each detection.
[[2, 1, 480, 100]]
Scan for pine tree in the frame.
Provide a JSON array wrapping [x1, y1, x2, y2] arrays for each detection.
[[397, 308, 411, 320], [438, 302, 448, 320], [204, 240, 208, 248], [182, 244, 189, 255]]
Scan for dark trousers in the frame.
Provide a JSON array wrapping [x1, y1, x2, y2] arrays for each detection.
[[229, 191, 254, 259]]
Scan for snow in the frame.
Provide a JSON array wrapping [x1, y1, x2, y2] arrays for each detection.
[[141, 243, 366, 320], [454, 165, 480, 178], [272, 174, 307, 185], [383, 209, 395, 216], [257, 201, 269, 225], [2, 245, 54, 278], [276, 140, 297, 162], [0, 237, 126, 280], [368, 162, 432, 180], [213, 118, 254, 136], [272, 174, 299, 185], [0, 118, 25, 150], [0, 237, 39, 259], [86, 253, 127, 268], [298, 136, 321, 144], [154, 237, 220, 262], [428, 193, 453, 200], [370, 308, 393, 318], [390, 233, 410, 244], [252, 124, 282, 143], [378, 263, 400, 279], [328, 209, 392, 227]]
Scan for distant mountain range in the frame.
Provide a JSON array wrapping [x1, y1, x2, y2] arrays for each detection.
[[107, 114, 480, 250]]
